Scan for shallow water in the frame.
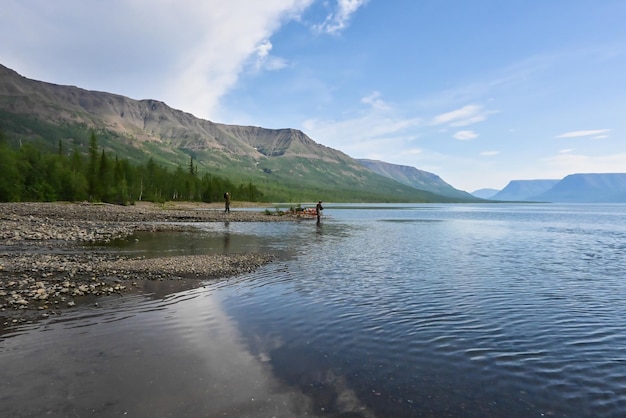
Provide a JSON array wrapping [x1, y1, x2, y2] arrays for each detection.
[[2, 203, 626, 417]]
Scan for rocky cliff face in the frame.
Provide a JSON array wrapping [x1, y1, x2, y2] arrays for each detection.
[[0, 63, 353, 164]]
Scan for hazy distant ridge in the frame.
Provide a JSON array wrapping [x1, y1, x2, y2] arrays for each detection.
[[492, 174, 626, 203], [471, 188, 500, 199], [492, 180, 560, 201], [533, 173, 626, 203], [356, 159, 480, 200]]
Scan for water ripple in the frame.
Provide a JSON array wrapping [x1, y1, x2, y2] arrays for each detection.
[[5, 204, 626, 417]]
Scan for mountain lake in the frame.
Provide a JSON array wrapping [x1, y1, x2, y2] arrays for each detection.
[[2, 203, 626, 417]]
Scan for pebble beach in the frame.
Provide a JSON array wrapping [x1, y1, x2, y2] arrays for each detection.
[[0, 202, 290, 324]]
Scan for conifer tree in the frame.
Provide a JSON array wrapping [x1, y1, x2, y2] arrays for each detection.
[[87, 132, 98, 200]]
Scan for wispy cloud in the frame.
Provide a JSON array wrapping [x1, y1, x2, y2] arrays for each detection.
[[256, 39, 273, 60], [302, 92, 420, 157], [251, 40, 288, 72], [0, 0, 315, 120], [303, 114, 420, 150], [313, 0, 368, 34], [165, 0, 315, 118], [405, 148, 423, 155], [555, 129, 611, 138], [543, 152, 626, 173], [361, 91, 391, 111], [453, 130, 479, 141], [432, 104, 492, 127], [480, 151, 500, 156]]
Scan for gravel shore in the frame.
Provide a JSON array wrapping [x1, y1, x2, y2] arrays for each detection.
[[0, 202, 290, 324]]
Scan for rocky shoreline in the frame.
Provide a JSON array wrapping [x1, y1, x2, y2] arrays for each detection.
[[0, 202, 290, 325]]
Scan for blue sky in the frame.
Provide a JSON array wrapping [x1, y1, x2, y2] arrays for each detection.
[[2, 0, 625, 192]]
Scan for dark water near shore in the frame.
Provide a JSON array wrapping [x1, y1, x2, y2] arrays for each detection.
[[2, 203, 626, 417]]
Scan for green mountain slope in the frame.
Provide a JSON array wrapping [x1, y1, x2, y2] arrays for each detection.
[[0, 63, 465, 203], [357, 159, 482, 201]]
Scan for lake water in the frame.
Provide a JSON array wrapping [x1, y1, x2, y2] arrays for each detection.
[[2, 203, 626, 417]]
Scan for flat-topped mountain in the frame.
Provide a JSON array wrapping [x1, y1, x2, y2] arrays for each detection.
[[492, 174, 626, 203], [0, 63, 463, 202], [491, 180, 560, 201], [533, 173, 626, 203], [0, 64, 338, 160]]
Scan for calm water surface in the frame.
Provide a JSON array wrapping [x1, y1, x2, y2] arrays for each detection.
[[2, 203, 626, 417]]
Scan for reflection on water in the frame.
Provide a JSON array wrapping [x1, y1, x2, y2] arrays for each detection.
[[3, 204, 626, 417], [0, 283, 318, 417]]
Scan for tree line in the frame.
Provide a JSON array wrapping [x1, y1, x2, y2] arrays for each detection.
[[0, 131, 264, 204]]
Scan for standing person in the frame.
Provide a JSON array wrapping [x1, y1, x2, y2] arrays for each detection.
[[316, 200, 323, 224], [224, 192, 231, 213]]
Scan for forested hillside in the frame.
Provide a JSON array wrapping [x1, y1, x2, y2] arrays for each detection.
[[0, 130, 261, 204], [0, 64, 470, 203]]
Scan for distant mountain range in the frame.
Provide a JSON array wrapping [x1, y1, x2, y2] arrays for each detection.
[[490, 180, 560, 201], [488, 174, 626, 203], [0, 63, 478, 203], [2, 63, 625, 204], [533, 173, 626, 203], [471, 188, 500, 199]]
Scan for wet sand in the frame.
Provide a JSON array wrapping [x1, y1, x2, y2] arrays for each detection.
[[0, 202, 292, 324]]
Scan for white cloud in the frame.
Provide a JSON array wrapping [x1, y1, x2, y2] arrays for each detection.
[[0, 0, 315, 120], [449, 115, 488, 127], [432, 104, 492, 127], [251, 40, 289, 72], [361, 91, 391, 111], [164, 0, 315, 118], [480, 151, 499, 156], [264, 56, 290, 71], [303, 113, 420, 154], [302, 92, 421, 159], [433, 105, 480, 125], [313, 0, 368, 34], [543, 152, 626, 174], [555, 129, 611, 138], [256, 40, 273, 60], [303, 90, 421, 150], [453, 130, 479, 140]]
